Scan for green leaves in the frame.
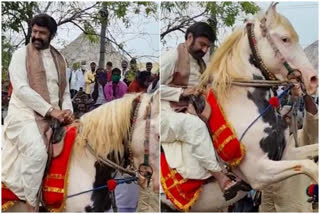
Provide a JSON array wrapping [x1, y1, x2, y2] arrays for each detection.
[[161, 1, 259, 48], [240, 2, 260, 14], [83, 22, 99, 43]]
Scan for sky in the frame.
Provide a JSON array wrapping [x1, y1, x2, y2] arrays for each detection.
[[2, 1, 318, 63], [161, 1, 319, 51], [257, 1, 318, 48], [50, 2, 160, 63]]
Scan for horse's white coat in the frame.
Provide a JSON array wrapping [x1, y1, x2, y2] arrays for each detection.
[[162, 4, 318, 212]]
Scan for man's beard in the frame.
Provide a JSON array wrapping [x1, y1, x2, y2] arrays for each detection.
[[31, 37, 50, 50], [189, 41, 206, 59]]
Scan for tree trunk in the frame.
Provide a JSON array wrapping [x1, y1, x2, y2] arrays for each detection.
[[98, 20, 108, 69], [25, 2, 35, 45], [208, 14, 217, 55], [25, 23, 32, 45]]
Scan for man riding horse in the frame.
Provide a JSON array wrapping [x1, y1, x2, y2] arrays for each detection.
[[2, 14, 74, 211], [161, 22, 244, 201]]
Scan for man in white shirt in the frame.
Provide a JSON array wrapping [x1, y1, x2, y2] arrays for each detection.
[[69, 68, 79, 98], [1, 14, 74, 211], [161, 22, 241, 201], [76, 67, 86, 92]]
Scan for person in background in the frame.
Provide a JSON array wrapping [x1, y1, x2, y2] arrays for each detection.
[[127, 70, 152, 93], [91, 68, 107, 109], [124, 58, 138, 86], [106, 61, 113, 82], [146, 62, 153, 73], [85, 62, 96, 97], [104, 68, 127, 102], [121, 60, 128, 81], [77, 66, 85, 93], [147, 70, 159, 93], [107, 172, 139, 212], [69, 68, 79, 98], [66, 66, 72, 85]]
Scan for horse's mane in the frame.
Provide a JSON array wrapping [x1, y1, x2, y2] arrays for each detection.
[[201, 28, 246, 103], [75, 94, 139, 164], [201, 11, 298, 104]]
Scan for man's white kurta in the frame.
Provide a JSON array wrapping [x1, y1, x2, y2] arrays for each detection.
[[2, 46, 73, 206], [161, 48, 221, 180]]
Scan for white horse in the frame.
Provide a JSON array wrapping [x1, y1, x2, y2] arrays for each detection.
[[4, 91, 160, 212], [260, 103, 318, 212], [161, 3, 318, 212]]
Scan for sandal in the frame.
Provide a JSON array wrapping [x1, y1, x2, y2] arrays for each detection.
[[223, 179, 252, 201]]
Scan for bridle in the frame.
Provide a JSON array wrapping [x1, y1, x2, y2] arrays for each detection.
[[232, 16, 306, 147], [232, 15, 305, 94]]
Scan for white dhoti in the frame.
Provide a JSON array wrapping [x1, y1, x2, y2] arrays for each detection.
[[2, 117, 47, 206], [161, 110, 221, 180]]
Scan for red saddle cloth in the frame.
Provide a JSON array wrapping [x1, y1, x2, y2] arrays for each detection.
[[207, 90, 245, 167], [2, 125, 77, 212], [161, 90, 245, 211]]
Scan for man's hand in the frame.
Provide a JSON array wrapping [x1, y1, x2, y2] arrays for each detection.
[[49, 109, 74, 124], [181, 87, 203, 97], [62, 109, 74, 124], [50, 109, 67, 123], [288, 70, 303, 97]]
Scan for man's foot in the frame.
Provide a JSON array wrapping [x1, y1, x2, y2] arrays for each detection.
[[212, 171, 251, 201], [223, 179, 243, 201]]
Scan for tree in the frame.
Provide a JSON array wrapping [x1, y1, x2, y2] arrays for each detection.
[[1, 2, 98, 45], [98, 5, 108, 68], [87, 2, 158, 68], [161, 2, 259, 49], [1, 1, 158, 71]]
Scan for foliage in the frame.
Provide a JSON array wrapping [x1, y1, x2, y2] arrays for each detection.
[[161, 1, 259, 47], [1, 36, 15, 81], [2, 1, 158, 66]]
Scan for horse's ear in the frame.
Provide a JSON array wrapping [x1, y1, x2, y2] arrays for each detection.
[[263, 2, 279, 27]]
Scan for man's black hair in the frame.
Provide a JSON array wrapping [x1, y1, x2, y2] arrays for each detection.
[[106, 61, 113, 67], [138, 70, 151, 82], [184, 22, 215, 42], [146, 62, 152, 66], [31, 14, 57, 38], [130, 58, 137, 64], [112, 68, 121, 74], [90, 62, 96, 65]]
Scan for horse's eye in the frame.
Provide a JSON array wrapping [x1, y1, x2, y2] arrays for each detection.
[[282, 37, 289, 43]]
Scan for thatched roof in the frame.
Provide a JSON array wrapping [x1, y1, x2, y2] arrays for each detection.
[[304, 40, 318, 72]]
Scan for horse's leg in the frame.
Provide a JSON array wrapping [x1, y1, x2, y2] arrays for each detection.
[[243, 158, 318, 190], [282, 144, 318, 160]]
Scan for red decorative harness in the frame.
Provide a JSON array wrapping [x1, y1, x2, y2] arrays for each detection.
[[161, 90, 245, 211]]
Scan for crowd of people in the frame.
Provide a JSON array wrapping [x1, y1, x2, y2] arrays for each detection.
[[67, 58, 159, 115]]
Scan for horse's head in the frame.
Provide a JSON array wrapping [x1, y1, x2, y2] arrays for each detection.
[[253, 3, 318, 95], [131, 90, 160, 193]]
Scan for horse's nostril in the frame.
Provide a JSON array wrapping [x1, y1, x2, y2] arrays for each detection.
[[311, 76, 318, 82]]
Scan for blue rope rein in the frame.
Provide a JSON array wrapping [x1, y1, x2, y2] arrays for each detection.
[[239, 84, 294, 142], [67, 176, 138, 199]]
